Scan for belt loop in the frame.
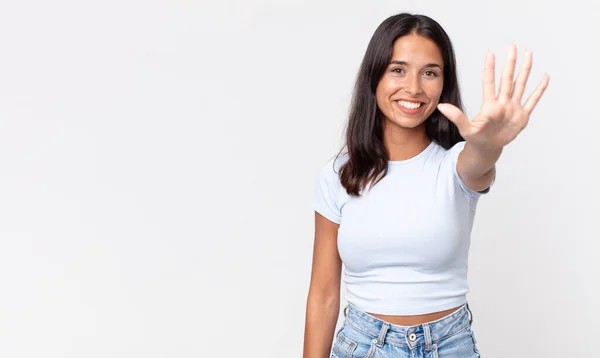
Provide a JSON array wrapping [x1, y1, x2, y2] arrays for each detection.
[[373, 322, 389, 348], [423, 323, 433, 350]]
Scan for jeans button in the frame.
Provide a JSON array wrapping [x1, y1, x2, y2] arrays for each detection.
[[408, 332, 417, 341]]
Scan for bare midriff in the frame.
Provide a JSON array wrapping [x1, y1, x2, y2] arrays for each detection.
[[367, 305, 462, 326]]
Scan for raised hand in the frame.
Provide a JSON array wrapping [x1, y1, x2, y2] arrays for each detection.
[[437, 45, 550, 151]]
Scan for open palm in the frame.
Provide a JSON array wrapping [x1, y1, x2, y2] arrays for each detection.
[[438, 45, 550, 151]]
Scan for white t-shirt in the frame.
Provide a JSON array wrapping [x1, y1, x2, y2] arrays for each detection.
[[312, 140, 489, 315]]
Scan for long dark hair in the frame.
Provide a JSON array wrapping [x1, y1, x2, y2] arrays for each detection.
[[336, 13, 464, 196]]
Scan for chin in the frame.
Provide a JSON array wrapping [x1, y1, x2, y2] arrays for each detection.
[[387, 115, 427, 129]]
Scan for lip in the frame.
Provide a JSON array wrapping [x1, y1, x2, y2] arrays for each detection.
[[395, 100, 426, 115]]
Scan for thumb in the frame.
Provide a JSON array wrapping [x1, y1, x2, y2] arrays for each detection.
[[437, 103, 469, 131]]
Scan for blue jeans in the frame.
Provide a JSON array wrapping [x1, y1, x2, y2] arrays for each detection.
[[331, 303, 481, 358]]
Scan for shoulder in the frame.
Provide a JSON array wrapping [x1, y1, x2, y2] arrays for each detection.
[[416, 140, 462, 164], [425, 140, 468, 167], [439, 140, 467, 159], [313, 152, 350, 224], [448, 140, 467, 156], [318, 152, 349, 179]]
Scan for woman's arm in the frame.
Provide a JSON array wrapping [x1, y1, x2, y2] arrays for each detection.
[[303, 212, 342, 358], [457, 143, 502, 192], [438, 45, 549, 188]]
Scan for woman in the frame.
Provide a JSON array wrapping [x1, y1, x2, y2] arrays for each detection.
[[303, 13, 548, 358]]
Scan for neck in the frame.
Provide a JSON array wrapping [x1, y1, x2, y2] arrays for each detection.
[[383, 122, 431, 161]]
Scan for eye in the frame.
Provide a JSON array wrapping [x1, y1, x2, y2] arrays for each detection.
[[424, 70, 438, 77], [391, 68, 405, 74]]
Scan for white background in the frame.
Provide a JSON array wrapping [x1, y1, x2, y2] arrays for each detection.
[[0, 0, 597, 357]]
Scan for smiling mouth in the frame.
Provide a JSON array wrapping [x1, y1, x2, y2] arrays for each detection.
[[394, 100, 426, 115], [396, 100, 424, 109]]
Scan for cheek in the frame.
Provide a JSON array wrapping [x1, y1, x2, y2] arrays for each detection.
[[425, 82, 444, 105], [376, 79, 399, 107], [375, 87, 386, 111]]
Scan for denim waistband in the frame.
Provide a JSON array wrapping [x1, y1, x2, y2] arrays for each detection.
[[343, 302, 473, 348]]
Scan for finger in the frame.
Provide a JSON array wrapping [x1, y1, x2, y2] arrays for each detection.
[[483, 50, 496, 102], [512, 50, 532, 101], [437, 103, 470, 132], [498, 44, 517, 100], [523, 73, 550, 113]]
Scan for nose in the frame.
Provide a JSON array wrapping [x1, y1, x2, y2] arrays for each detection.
[[402, 73, 422, 95]]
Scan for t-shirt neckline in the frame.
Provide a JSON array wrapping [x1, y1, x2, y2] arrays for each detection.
[[388, 140, 436, 166]]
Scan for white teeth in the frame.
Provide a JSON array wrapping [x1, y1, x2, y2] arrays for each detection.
[[397, 101, 422, 109]]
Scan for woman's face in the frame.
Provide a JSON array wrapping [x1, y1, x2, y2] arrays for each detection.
[[376, 33, 445, 130]]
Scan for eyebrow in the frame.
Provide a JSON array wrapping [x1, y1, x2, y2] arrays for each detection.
[[389, 60, 442, 69]]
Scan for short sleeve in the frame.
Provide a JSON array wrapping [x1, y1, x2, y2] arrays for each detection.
[[312, 157, 343, 224], [450, 141, 492, 199]]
